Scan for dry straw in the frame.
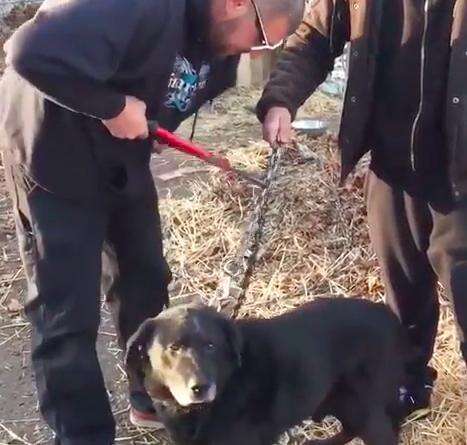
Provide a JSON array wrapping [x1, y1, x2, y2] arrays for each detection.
[[0, 6, 465, 441]]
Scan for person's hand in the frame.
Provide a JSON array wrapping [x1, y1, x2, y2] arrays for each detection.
[[102, 96, 148, 139], [262, 106, 292, 146]]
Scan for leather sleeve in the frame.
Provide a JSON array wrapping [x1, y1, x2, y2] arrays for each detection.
[[256, 0, 349, 122]]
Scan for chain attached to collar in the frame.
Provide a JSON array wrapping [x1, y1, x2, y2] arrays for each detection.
[[229, 144, 283, 319]]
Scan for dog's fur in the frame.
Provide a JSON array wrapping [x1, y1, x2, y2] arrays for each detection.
[[126, 298, 409, 445]]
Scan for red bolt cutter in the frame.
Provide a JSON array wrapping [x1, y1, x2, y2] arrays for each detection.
[[148, 121, 265, 188]]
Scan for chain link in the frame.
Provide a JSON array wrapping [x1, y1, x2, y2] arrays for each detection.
[[230, 144, 283, 319]]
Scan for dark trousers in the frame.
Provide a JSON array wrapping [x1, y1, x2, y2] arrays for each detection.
[[4, 161, 171, 445], [366, 170, 467, 373]]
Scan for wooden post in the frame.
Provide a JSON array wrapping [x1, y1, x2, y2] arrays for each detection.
[[236, 49, 281, 87], [237, 54, 252, 87]]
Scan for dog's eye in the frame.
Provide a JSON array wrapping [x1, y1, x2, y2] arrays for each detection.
[[169, 343, 181, 352]]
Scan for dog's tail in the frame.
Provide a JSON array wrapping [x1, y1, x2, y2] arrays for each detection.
[[304, 430, 355, 445]]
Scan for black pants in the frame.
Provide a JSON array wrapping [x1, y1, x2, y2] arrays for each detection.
[[4, 161, 171, 445], [366, 170, 467, 373]]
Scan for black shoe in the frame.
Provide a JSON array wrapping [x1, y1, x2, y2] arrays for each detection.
[[398, 366, 437, 421]]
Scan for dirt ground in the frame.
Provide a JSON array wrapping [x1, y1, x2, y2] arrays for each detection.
[[0, 5, 465, 445]]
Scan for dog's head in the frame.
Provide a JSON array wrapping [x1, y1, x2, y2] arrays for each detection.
[[125, 304, 242, 407]]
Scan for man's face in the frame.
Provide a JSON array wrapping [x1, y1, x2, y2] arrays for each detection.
[[208, 0, 302, 56]]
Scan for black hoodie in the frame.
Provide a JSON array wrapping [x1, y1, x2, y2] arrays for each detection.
[[0, 0, 239, 199]]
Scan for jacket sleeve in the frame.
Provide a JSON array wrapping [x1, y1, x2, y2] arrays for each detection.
[[256, 0, 349, 122], [6, 0, 168, 120]]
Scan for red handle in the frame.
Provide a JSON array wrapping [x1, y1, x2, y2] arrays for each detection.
[[150, 123, 213, 162], [147, 121, 265, 187]]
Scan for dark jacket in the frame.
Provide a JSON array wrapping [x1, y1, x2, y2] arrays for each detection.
[[257, 0, 467, 200], [0, 0, 238, 200]]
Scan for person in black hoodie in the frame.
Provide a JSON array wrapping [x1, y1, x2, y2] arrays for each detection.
[[0, 0, 304, 443]]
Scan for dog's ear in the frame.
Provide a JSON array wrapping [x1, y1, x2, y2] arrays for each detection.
[[125, 318, 158, 383], [222, 317, 243, 368]]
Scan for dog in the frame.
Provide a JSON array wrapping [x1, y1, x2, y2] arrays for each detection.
[[125, 297, 410, 445]]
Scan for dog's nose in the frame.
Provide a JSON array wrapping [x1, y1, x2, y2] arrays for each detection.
[[191, 384, 210, 397]]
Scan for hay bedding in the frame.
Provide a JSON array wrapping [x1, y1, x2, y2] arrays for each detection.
[[159, 90, 466, 444], [0, 3, 40, 75], [0, 6, 464, 441]]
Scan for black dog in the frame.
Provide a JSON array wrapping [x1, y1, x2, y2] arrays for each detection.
[[126, 298, 409, 445]]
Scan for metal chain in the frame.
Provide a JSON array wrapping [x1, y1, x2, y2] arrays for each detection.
[[230, 144, 282, 319]]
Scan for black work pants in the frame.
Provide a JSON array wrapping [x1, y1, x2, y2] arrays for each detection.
[[366, 170, 467, 374], [4, 160, 171, 445]]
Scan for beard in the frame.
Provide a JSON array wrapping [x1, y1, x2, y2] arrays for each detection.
[[207, 15, 247, 57]]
